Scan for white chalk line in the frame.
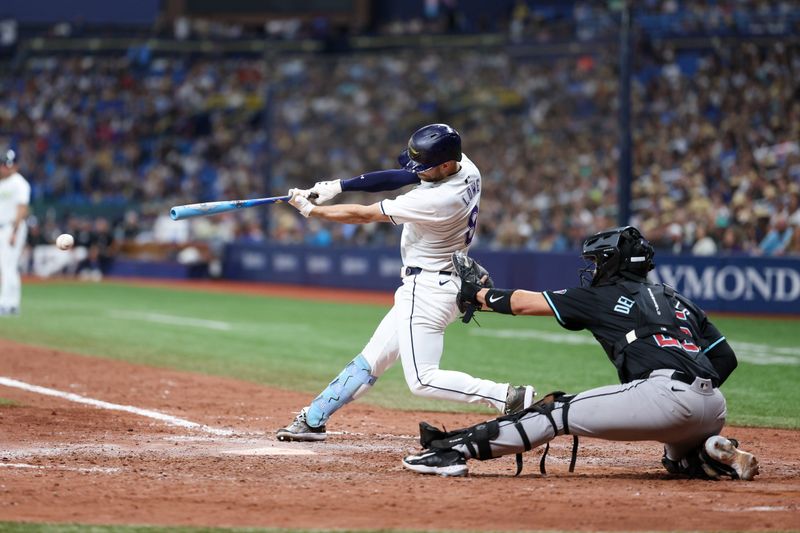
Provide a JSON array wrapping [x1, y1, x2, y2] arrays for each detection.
[[0, 462, 120, 474], [716, 505, 793, 512], [470, 329, 800, 366], [107, 310, 232, 331], [470, 328, 595, 346], [0, 376, 234, 436], [221, 447, 315, 456], [105, 308, 313, 335]]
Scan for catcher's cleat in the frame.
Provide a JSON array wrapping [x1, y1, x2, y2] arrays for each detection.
[[504, 385, 535, 415], [402, 449, 468, 477], [704, 436, 759, 481], [276, 408, 327, 442]]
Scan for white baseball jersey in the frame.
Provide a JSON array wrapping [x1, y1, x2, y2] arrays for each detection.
[[0, 172, 31, 225], [379, 154, 481, 271], [0, 171, 30, 311]]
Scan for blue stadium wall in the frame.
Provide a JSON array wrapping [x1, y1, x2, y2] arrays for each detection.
[[221, 243, 800, 315]]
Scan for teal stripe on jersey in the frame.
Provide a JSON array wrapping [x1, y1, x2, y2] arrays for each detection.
[[704, 336, 726, 354], [542, 292, 565, 326]]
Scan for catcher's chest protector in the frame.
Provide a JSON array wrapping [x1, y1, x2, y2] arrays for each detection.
[[610, 282, 718, 382]]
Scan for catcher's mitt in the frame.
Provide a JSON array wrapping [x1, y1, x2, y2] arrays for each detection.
[[452, 251, 494, 323]]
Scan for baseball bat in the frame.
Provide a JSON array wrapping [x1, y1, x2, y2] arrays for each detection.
[[169, 195, 292, 221]]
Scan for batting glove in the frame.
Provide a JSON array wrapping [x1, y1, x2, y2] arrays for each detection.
[[288, 189, 315, 217], [309, 179, 342, 204]]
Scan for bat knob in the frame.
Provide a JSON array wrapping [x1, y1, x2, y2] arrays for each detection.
[[170, 208, 179, 220]]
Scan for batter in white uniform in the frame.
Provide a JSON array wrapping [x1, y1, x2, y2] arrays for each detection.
[[0, 149, 30, 316], [277, 124, 534, 441]]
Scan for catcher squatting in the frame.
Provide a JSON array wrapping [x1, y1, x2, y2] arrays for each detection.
[[402, 226, 759, 481]]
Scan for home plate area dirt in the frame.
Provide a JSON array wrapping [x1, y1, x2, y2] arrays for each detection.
[[0, 339, 798, 531]]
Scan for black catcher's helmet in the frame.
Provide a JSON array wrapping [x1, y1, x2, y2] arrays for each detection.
[[580, 226, 655, 286], [398, 123, 462, 173]]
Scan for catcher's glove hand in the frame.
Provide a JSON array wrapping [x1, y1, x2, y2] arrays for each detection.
[[452, 251, 494, 323]]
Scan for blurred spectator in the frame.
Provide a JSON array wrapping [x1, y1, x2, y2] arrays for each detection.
[[663, 223, 689, 255], [691, 224, 718, 256], [116, 210, 144, 242], [91, 217, 118, 275], [759, 215, 794, 256]]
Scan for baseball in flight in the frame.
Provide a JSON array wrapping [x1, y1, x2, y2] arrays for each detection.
[[56, 233, 74, 250]]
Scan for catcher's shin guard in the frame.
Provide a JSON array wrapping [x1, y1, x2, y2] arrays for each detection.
[[419, 390, 579, 476], [306, 354, 377, 427]]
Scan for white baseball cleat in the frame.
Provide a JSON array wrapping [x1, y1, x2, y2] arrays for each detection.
[[276, 408, 327, 442], [704, 436, 759, 481], [402, 449, 468, 477], [505, 385, 535, 415]]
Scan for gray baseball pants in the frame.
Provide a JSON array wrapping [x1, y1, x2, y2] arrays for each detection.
[[456, 369, 727, 463]]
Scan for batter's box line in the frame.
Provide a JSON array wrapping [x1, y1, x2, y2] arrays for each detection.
[[0, 376, 235, 437]]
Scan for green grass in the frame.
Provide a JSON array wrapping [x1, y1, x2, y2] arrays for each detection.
[[0, 397, 20, 407], [0, 281, 798, 428]]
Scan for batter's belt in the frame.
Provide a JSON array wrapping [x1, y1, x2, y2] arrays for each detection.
[[401, 266, 453, 278]]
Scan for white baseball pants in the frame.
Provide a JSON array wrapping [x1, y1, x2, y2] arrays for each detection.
[[359, 269, 510, 412], [0, 222, 27, 310]]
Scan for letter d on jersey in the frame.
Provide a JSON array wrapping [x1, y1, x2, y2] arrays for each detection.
[[614, 296, 635, 314]]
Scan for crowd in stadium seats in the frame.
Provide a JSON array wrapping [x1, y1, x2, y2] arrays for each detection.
[[506, 0, 800, 43], [1, 31, 797, 257]]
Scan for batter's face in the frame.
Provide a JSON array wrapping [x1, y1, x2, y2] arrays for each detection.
[[418, 161, 460, 182]]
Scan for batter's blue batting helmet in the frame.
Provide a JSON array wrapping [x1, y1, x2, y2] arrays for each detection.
[[398, 123, 462, 173]]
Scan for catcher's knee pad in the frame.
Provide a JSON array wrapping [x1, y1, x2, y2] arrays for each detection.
[[307, 354, 377, 427], [419, 420, 500, 460]]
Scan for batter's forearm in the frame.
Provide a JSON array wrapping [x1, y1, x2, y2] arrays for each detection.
[[310, 203, 387, 224]]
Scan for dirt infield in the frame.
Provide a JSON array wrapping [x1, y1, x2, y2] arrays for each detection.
[[1, 339, 798, 531]]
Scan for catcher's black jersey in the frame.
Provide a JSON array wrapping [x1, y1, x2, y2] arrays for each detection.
[[543, 281, 725, 383]]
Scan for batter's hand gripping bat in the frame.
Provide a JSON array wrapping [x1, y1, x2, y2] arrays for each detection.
[[169, 195, 292, 221]]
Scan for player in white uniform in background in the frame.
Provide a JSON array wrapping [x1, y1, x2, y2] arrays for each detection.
[[277, 124, 535, 441], [0, 149, 31, 316]]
